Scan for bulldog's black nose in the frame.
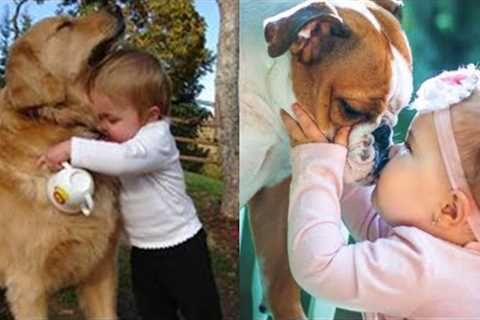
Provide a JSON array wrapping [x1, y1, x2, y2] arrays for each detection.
[[371, 121, 393, 180]]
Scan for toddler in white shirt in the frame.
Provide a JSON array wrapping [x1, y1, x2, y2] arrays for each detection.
[[39, 48, 222, 320]]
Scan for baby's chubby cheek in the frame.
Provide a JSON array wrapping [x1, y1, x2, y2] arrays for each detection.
[[370, 170, 393, 217], [370, 172, 410, 227], [371, 187, 396, 225]]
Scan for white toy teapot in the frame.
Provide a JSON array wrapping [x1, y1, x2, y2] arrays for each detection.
[[47, 162, 95, 216]]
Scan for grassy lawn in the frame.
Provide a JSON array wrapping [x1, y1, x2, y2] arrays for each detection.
[[0, 171, 238, 320], [185, 171, 224, 200]]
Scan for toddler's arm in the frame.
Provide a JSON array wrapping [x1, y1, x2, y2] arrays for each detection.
[[71, 122, 176, 176], [288, 144, 429, 316], [340, 183, 392, 241]]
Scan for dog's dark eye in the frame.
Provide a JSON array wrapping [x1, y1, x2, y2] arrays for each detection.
[[56, 21, 73, 31], [338, 99, 365, 119]]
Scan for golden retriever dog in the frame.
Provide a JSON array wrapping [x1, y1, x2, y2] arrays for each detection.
[[241, 0, 413, 318], [0, 6, 124, 319]]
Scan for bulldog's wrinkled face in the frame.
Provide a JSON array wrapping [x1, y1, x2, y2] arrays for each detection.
[[264, 0, 413, 184], [4, 6, 125, 128]]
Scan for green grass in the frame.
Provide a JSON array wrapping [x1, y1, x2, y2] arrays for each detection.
[[185, 171, 223, 198], [185, 171, 223, 203]]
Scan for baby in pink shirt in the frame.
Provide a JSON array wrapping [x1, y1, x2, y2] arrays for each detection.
[[281, 68, 480, 319]]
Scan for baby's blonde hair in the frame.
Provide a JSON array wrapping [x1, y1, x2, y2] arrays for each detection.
[[86, 48, 172, 118], [452, 89, 480, 215]]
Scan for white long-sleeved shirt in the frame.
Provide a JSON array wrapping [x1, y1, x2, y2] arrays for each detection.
[[71, 120, 202, 249], [288, 143, 480, 319]]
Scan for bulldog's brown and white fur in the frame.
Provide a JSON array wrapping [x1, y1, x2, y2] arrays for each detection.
[[240, 0, 413, 319]]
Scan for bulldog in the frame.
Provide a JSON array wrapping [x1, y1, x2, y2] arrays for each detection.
[[240, 0, 413, 319]]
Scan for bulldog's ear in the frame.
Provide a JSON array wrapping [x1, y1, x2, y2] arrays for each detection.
[[264, 1, 350, 64], [5, 41, 65, 110], [372, 0, 404, 20]]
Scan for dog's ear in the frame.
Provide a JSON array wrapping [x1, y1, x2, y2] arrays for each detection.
[[372, 0, 404, 20], [264, 1, 350, 64], [4, 41, 65, 110]]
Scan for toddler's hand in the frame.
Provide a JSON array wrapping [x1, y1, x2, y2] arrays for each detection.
[[37, 139, 72, 171], [281, 102, 350, 147]]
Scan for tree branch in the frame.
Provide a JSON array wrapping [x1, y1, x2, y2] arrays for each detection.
[[12, 0, 29, 39]]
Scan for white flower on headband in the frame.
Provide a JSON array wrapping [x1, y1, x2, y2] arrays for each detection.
[[411, 64, 480, 111]]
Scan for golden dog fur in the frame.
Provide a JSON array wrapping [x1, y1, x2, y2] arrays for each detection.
[[0, 8, 124, 319]]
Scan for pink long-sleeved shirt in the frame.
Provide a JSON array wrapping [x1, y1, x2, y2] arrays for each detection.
[[288, 143, 480, 319]]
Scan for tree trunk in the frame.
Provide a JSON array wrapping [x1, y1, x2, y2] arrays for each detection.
[[215, 0, 239, 219]]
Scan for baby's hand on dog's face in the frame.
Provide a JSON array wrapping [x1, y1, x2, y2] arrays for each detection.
[[281, 103, 328, 146], [281, 103, 351, 147], [334, 126, 351, 147]]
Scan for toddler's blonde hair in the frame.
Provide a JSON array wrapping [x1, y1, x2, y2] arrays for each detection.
[[86, 48, 172, 118]]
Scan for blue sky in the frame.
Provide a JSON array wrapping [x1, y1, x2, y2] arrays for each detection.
[[2, 0, 219, 102]]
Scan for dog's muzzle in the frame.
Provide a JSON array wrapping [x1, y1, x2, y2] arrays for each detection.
[[370, 122, 392, 180], [344, 119, 393, 186]]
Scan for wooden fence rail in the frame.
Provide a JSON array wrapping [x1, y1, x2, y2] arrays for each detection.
[[171, 116, 219, 128], [172, 101, 219, 165], [174, 136, 218, 147]]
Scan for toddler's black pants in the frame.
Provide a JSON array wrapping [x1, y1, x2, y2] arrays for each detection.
[[131, 228, 223, 320]]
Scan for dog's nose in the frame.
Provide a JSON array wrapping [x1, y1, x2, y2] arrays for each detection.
[[372, 122, 392, 149], [369, 121, 393, 179]]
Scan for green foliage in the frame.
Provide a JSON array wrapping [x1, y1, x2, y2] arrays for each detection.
[[390, 1, 480, 144], [0, 7, 10, 87], [124, 1, 215, 102], [19, 12, 32, 33], [202, 163, 223, 180], [0, 4, 33, 87], [403, 0, 480, 90]]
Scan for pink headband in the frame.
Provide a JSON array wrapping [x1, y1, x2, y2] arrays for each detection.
[[411, 65, 480, 242], [434, 108, 480, 241]]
